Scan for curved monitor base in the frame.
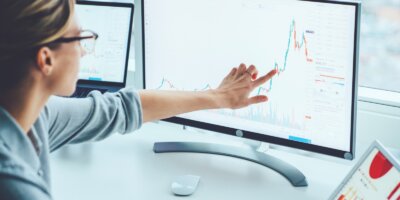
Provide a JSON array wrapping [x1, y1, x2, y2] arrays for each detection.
[[153, 142, 308, 187]]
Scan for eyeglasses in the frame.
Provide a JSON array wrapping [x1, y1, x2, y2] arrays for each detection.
[[49, 30, 99, 54]]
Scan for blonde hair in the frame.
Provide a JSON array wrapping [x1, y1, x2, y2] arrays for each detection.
[[0, 0, 75, 90]]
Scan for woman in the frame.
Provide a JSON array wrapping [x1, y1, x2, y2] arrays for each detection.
[[0, 0, 276, 199]]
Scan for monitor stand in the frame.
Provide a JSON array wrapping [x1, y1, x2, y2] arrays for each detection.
[[153, 141, 308, 187]]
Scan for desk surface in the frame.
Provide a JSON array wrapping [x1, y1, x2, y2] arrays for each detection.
[[50, 122, 354, 200]]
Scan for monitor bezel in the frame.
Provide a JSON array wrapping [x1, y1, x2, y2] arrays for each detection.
[[142, 0, 361, 159], [76, 0, 134, 87]]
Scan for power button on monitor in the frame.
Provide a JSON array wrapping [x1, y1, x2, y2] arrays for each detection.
[[236, 130, 243, 137]]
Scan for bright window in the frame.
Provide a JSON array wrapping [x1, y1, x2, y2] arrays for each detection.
[[359, 0, 400, 93]]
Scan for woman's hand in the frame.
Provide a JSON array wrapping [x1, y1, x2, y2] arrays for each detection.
[[213, 63, 277, 109]]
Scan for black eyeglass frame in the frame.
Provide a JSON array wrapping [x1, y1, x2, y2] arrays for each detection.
[[48, 30, 99, 45]]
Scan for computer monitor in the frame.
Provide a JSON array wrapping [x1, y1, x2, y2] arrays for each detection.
[[75, 1, 133, 86], [142, 0, 360, 187]]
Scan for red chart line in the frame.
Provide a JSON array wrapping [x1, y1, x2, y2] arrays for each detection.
[[320, 74, 345, 80]]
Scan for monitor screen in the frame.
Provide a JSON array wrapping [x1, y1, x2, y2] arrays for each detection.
[[76, 2, 132, 83], [143, 0, 359, 158], [333, 148, 400, 200]]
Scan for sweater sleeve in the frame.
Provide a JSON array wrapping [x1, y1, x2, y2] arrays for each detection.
[[44, 88, 143, 152]]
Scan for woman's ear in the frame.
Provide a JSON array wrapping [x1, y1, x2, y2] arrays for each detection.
[[36, 46, 55, 76]]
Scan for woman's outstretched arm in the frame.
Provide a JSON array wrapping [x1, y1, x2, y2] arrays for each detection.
[[139, 64, 277, 123]]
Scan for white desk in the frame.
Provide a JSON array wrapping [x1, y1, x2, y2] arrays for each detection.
[[50, 122, 354, 200]]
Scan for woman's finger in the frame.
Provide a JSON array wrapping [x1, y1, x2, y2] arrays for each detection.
[[248, 95, 268, 105], [246, 65, 258, 80], [236, 63, 247, 78], [252, 69, 277, 87], [226, 67, 237, 78]]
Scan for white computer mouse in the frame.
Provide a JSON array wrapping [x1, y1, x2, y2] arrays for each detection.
[[171, 175, 201, 196]]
